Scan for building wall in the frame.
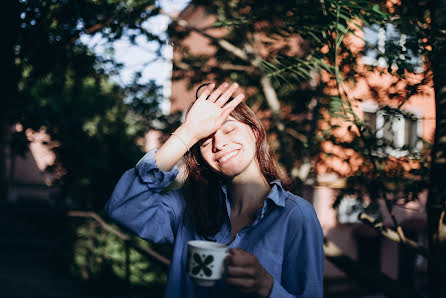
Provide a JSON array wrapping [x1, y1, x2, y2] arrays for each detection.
[[7, 124, 59, 202], [169, 4, 434, 287]]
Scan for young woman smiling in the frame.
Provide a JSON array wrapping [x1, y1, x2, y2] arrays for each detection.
[[105, 82, 324, 298]]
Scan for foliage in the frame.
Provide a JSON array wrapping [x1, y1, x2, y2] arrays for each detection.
[[6, 0, 176, 291], [172, 0, 432, 211], [7, 0, 176, 209], [71, 221, 171, 287], [318, 0, 433, 212], [6, 0, 439, 295]]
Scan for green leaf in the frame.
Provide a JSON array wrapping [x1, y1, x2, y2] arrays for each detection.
[[194, 253, 202, 264], [203, 266, 213, 277], [204, 255, 214, 265]]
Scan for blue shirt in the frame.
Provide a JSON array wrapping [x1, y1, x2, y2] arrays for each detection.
[[105, 150, 324, 298]]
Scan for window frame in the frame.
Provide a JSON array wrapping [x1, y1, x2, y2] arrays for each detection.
[[362, 23, 424, 73], [361, 101, 423, 158]]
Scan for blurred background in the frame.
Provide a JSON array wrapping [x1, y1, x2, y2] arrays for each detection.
[[2, 0, 445, 297]]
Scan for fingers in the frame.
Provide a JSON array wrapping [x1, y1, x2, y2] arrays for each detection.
[[197, 82, 240, 107], [225, 250, 257, 293], [224, 248, 274, 297], [207, 82, 229, 102], [226, 264, 256, 278], [218, 93, 244, 122], [225, 248, 256, 267], [197, 83, 216, 101], [225, 277, 256, 292], [215, 82, 239, 106]]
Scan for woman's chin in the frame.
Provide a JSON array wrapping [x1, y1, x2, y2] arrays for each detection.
[[219, 167, 242, 179]]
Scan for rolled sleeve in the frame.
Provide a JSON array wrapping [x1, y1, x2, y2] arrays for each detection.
[[136, 149, 179, 191], [105, 149, 185, 244]]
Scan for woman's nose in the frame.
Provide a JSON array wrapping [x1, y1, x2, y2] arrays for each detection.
[[212, 135, 228, 152]]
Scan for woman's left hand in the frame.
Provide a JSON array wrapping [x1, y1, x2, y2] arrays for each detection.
[[224, 248, 273, 298]]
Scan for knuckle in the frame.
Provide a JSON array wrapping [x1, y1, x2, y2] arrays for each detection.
[[248, 268, 256, 276], [246, 279, 255, 288]]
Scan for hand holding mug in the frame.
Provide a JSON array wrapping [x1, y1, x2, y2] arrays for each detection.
[[224, 248, 273, 298]]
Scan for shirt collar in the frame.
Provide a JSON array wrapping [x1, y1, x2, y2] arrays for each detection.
[[219, 179, 286, 217], [265, 179, 286, 208]]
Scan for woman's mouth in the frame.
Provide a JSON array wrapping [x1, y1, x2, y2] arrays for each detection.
[[217, 150, 239, 163]]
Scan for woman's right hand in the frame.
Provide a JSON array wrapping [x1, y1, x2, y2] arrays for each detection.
[[182, 82, 245, 143], [154, 82, 244, 172]]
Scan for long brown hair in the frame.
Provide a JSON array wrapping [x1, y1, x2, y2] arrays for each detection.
[[182, 83, 291, 237]]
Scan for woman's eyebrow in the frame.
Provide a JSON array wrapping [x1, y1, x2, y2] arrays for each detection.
[[223, 119, 236, 125]]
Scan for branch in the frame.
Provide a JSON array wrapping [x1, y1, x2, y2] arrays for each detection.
[[67, 211, 171, 267], [168, 10, 294, 172], [175, 60, 255, 73], [70, 19, 114, 43], [359, 212, 429, 258], [260, 75, 281, 115], [172, 18, 250, 62], [168, 11, 285, 116]]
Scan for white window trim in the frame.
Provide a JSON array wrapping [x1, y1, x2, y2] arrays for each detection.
[[362, 24, 424, 73], [361, 101, 423, 157], [337, 195, 363, 224]]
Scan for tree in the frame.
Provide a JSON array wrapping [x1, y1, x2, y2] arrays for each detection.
[[426, 0, 446, 295], [168, 0, 392, 190], [2, 0, 171, 209], [2, 0, 182, 290], [166, 0, 434, 296]]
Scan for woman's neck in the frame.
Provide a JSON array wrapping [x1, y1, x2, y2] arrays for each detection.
[[227, 171, 271, 217]]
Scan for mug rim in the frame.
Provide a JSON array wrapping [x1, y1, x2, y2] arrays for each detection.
[[187, 240, 227, 251]]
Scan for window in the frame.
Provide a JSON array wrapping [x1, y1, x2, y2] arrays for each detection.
[[337, 195, 363, 224], [362, 104, 422, 157], [363, 24, 423, 73]]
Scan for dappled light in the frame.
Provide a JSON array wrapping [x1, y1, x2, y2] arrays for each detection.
[[2, 0, 445, 297]]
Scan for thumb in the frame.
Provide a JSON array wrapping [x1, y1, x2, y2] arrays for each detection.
[[229, 247, 245, 256]]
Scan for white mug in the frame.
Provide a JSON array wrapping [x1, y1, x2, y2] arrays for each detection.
[[186, 240, 229, 287]]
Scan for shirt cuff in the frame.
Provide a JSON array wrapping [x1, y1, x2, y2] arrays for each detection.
[[136, 149, 179, 192]]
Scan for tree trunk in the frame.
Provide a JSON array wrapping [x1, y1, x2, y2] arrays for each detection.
[[427, 0, 446, 295], [0, 1, 20, 201]]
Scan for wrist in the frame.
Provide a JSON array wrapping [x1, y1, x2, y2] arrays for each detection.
[[257, 273, 273, 298], [174, 124, 199, 150]]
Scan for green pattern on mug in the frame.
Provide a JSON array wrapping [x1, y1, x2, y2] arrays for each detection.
[[192, 253, 214, 277]]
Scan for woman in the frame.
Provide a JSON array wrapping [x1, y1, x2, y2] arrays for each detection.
[[105, 82, 324, 297]]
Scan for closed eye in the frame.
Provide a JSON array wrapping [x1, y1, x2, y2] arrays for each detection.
[[201, 140, 211, 148], [223, 127, 236, 134]]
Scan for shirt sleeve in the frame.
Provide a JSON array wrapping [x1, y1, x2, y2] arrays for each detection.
[[104, 149, 185, 244], [269, 200, 324, 298]]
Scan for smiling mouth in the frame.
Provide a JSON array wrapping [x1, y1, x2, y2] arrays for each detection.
[[217, 150, 239, 163]]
